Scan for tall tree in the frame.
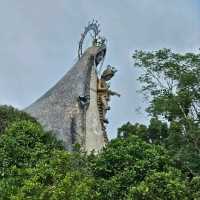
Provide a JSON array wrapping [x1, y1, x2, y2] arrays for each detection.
[[133, 49, 200, 175]]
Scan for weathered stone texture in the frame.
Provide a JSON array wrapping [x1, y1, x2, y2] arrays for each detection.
[[85, 64, 105, 152], [25, 46, 107, 152]]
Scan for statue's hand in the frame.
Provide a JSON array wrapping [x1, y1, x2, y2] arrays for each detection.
[[109, 90, 120, 97]]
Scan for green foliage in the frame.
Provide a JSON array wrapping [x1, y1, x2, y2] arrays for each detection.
[[90, 136, 184, 200], [133, 49, 200, 123], [0, 105, 188, 200], [1, 47, 200, 199], [0, 106, 96, 199], [188, 176, 200, 199], [118, 118, 169, 145], [133, 49, 200, 176], [118, 122, 149, 141], [127, 171, 187, 200], [12, 152, 96, 200], [0, 105, 37, 135], [0, 120, 62, 174]]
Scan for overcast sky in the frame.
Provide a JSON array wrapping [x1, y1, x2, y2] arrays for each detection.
[[0, 0, 200, 138]]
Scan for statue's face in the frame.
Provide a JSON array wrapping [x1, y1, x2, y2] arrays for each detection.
[[85, 45, 107, 67], [95, 47, 106, 66]]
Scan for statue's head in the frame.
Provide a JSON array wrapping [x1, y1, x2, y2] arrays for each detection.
[[84, 45, 107, 67], [101, 65, 117, 81], [78, 21, 107, 68], [94, 36, 107, 48]]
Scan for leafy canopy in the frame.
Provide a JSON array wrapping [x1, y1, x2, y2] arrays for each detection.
[[133, 49, 200, 175], [0, 106, 190, 200]]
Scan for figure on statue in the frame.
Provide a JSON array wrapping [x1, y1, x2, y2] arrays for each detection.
[[97, 65, 120, 129]]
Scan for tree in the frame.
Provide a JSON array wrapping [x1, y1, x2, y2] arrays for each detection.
[[0, 106, 98, 199], [90, 135, 186, 200], [0, 105, 36, 135], [0, 105, 198, 199], [133, 49, 200, 175], [118, 118, 168, 145], [0, 120, 63, 199], [127, 171, 187, 200], [188, 176, 200, 199]]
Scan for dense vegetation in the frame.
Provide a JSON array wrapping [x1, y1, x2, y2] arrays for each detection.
[[0, 49, 200, 199], [132, 49, 200, 177]]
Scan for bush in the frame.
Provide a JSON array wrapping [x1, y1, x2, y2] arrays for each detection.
[[0, 106, 198, 199], [188, 176, 200, 199], [91, 136, 186, 200], [127, 171, 187, 200], [0, 105, 36, 135]]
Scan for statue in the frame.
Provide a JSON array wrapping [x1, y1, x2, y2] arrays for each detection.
[[101, 65, 117, 81], [97, 65, 120, 129], [25, 21, 120, 152]]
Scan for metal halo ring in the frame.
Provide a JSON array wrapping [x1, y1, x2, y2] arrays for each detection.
[[78, 20, 101, 59]]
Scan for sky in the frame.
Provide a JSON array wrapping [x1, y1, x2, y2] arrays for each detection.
[[0, 0, 200, 138]]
